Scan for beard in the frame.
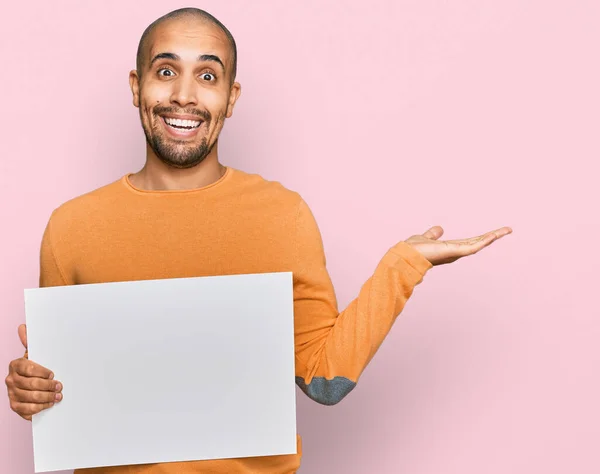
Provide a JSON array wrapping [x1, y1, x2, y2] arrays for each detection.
[[142, 106, 219, 169]]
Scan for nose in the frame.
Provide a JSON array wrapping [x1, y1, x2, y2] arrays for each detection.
[[170, 75, 198, 108]]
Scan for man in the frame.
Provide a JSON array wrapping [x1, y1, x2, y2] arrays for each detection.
[[4, 7, 512, 474]]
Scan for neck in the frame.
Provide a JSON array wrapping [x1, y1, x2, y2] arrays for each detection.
[[130, 143, 226, 191]]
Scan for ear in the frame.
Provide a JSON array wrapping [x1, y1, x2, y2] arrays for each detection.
[[225, 82, 242, 118], [129, 70, 141, 108]]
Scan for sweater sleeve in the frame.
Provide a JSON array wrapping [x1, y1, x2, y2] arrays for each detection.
[[24, 217, 67, 359], [39, 215, 68, 288], [293, 198, 432, 405]]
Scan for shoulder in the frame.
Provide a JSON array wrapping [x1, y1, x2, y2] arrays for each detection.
[[46, 177, 126, 234], [229, 167, 304, 210]]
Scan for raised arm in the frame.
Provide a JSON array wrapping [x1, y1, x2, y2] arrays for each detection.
[[292, 198, 511, 406], [292, 199, 432, 405]]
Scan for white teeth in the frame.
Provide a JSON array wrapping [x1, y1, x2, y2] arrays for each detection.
[[164, 117, 201, 128]]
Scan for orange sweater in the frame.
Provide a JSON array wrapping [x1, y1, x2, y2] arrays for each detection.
[[38, 166, 432, 473]]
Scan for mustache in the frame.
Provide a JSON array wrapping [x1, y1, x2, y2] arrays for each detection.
[[153, 106, 212, 122]]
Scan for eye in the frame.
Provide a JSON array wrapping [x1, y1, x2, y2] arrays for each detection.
[[157, 67, 175, 77], [201, 72, 216, 82]]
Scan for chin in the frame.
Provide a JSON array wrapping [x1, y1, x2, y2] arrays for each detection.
[[157, 153, 209, 170], [147, 134, 212, 170]]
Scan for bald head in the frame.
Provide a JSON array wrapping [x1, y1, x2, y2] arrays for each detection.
[[136, 8, 237, 83]]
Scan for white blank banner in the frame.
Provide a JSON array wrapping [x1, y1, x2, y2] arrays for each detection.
[[24, 272, 297, 473]]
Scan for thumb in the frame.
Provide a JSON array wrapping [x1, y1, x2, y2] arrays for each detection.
[[18, 324, 28, 350], [422, 225, 444, 240]]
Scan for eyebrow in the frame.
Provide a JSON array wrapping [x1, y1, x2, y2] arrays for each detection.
[[149, 52, 225, 72]]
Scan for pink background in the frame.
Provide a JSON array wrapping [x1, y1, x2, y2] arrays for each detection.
[[1, 1, 598, 473]]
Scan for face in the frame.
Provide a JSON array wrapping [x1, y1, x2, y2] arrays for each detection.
[[129, 18, 241, 169]]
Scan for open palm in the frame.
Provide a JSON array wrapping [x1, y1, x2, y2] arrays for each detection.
[[405, 225, 512, 266]]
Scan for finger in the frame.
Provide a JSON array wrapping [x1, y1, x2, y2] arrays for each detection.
[[446, 226, 513, 246], [453, 232, 501, 257], [422, 226, 444, 240], [11, 401, 55, 417], [478, 226, 512, 241], [11, 386, 61, 404], [11, 374, 61, 392], [11, 359, 53, 380], [18, 324, 27, 350]]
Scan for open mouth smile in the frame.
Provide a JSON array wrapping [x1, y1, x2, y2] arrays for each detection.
[[159, 115, 204, 138]]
